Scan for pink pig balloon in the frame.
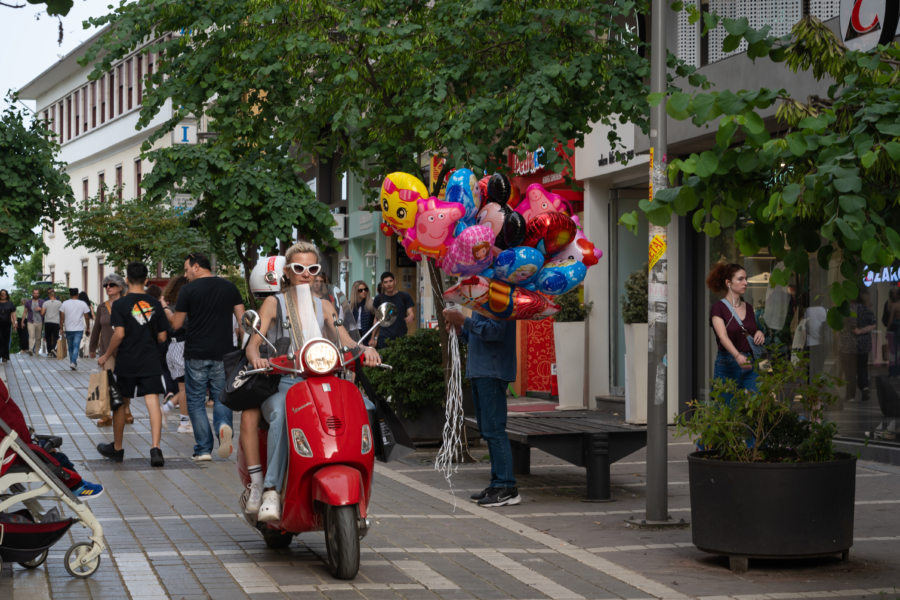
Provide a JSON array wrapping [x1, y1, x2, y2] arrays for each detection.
[[438, 224, 495, 276], [515, 183, 571, 221], [401, 196, 464, 261]]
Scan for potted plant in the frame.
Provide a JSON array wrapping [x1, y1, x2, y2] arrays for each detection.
[[676, 352, 854, 573], [621, 266, 648, 423], [552, 287, 592, 410], [363, 328, 446, 444]]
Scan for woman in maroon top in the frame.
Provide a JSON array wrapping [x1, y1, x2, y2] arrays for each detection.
[[707, 262, 766, 393]]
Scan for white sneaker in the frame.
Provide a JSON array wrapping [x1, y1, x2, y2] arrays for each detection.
[[245, 484, 263, 514], [191, 453, 212, 462], [177, 420, 193, 433], [161, 400, 175, 415], [257, 490, 281, 522], [218, 424, 233, 459]]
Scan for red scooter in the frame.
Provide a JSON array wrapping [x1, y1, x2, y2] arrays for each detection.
[[236, 302, 396, 580]]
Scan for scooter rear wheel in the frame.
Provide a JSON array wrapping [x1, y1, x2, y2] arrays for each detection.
[[324, 505, 359, 580]]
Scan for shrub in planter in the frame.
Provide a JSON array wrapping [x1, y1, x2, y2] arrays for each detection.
[[552, 288, 592, 323], [363, 328, 444, 420], [677, 353, 855, 570], [621, 266, 647, 325]]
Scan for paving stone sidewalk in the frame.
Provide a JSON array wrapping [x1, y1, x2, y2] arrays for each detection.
[[1, 352, 899, 599]]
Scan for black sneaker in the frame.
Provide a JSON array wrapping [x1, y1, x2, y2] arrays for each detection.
[[861, 388, 870, 402], [470, 486, 495, 502], [97, 442, 124, 462], [478, 487, 521, 507], [150, 447, 164, 468]]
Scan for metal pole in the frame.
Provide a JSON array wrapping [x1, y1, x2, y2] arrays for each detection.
[[645, 0, 671, 524]]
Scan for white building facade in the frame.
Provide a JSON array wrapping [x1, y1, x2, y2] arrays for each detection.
[[19, 29, 187, 301]]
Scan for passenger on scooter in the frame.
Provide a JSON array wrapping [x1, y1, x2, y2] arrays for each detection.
[[241, 241, 382, 522]]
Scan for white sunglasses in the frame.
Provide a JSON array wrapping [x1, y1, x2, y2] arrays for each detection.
[[287, 263, 321, 276]]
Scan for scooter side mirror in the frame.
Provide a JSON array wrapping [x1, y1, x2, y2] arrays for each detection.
[[375, 302, 398, 328], [357, 302, 399, 346], [241, 309, 280, 355], [241, 310, 261, 335]]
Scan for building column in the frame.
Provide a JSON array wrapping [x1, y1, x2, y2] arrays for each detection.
[[582, 178, 611, 403]]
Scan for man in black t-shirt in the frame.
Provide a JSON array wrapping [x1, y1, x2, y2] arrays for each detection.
[[97, 262, 168, 467], [373, 271, 415, 349], [169, 252, 245, 461]]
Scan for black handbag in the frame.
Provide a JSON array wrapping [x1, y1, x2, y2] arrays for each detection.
[[222, 348, 281, 411], [107, 370, 125, 413]]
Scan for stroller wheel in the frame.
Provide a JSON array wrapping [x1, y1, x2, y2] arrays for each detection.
[[19, 549, 49, 569], [64, 542, 101, 578]]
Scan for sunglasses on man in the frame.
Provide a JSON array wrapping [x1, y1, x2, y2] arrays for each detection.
[[287, 263, 322, 276]]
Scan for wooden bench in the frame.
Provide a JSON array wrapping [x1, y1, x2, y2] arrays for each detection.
[[465, 411, 647, 502]]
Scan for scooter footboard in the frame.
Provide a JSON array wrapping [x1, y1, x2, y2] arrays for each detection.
[[311, 465, 365, 514]]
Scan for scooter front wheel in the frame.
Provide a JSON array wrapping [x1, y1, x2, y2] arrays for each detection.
[[324, 505, 359, 580]]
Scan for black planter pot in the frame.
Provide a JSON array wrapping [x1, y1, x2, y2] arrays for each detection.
[[687, 451, 856, 571], [398, 404, 446, 446]]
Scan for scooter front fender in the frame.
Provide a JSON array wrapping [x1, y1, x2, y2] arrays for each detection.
[[312, 465, 365, 513]]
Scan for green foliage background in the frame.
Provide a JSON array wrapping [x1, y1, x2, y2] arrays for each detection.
[[363, 328, 445, 419]]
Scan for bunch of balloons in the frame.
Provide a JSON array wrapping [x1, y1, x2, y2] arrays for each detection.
[[379, 169, 602, 320]]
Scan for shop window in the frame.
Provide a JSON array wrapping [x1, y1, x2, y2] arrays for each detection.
[[116, 165, 123, 200]]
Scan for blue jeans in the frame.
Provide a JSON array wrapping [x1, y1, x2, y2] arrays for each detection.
[[260, 376, 302, 492], [471, 377, 515, 489], [713, 350, 758, 403], [185, 358, 231, 456], [65, 330, 83, 366]]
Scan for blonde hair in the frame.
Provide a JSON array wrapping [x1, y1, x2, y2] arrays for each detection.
[[281, 241, 320, 289]]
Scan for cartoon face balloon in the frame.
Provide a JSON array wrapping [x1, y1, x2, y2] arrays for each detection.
[[438, 224, 495, 276], [381, 172, 429, 233], [492, 246, 545, 286], [443, 276, 560, 320], [445, 168, 481, 234], [515, 183, 570, 221], [401, 196, 464, 261]]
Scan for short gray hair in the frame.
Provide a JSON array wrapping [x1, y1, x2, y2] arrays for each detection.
[[102, 273, 126, 289]]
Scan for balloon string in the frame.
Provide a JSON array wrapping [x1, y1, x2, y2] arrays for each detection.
[[434, 327, 464, 510]]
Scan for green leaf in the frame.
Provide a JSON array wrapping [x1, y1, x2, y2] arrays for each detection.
[[875, 121, 900, 137], [798, 115, 828, 131], [722, 34, 743, 53], [884, 141, 900, 161], [827, 307, 845, 331], [667, 92, 691, 119], [860, 150, 878, 169], [833, 174, 862, 193], [618, 210, 640, 234], [782, 183, 802, 205], [829, 281, 845, 306], [838, 195, 866, 213], [703, 221, 721, 237], [785, 133, 807, 156], [861, 238, 880, 265], [842, 279, 859, 301], [672, 186, 700, 214], [648, 92, 665, 107], [736, 151, 758, 173], [695, 151, 719, 177]]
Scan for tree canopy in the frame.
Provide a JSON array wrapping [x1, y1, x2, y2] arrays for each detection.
[[0, 96, 72, 271], [627, 15, 900, 329], [83, 0, 699, 196]]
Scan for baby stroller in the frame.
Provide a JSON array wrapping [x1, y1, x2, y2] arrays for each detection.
[[0, 379, 105, 577]]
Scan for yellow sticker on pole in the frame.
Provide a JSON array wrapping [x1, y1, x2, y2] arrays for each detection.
[[648, 234, 666, 270], [648, 147, 654, 201]]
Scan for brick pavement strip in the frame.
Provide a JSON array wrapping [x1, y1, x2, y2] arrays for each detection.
[[3, 353, 900, 600]]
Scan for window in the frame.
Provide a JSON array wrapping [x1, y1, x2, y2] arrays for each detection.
[[97, 260, 104, 301], [58, 101, 64, 137], [49, 269, 55, 283], [115, 165, 123, 200], [50, 221, 55, 235], [82, 262, 88, 292], [74, 90, 80, 136], [98, 172, 105, 202], [90, 81, 96, 127], [127, 58, 133, 110], [82, 178, 89, 202], [147, 52, 154, 85], [134, 159, 142, 199], [82, 86, 88, 132], [117, 64, 123, 115], [100, 75, 106, 124], [136, 55, 143, 104], [43, 110, 48, 125], [65, 272, 70, 288], [66, 96, 71, 141], [108, 70, 115, 120]]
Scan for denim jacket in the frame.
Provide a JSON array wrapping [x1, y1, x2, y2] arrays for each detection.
[[459, 314, 517, 382]]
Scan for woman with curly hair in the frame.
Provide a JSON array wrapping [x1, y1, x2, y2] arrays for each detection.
[[707, 261, 766, 393]]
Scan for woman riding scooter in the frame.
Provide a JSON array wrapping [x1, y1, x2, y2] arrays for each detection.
[[240, 241, 381, 522]]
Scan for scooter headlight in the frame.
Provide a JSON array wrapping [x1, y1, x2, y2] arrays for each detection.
[[301, 339, 340, 375], [291, 428, 314, 458], [361, 424, 372, 455]]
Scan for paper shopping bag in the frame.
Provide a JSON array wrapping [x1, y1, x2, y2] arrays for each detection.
[[56, 337, 67, 360], [86, 370, 110, 419]]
